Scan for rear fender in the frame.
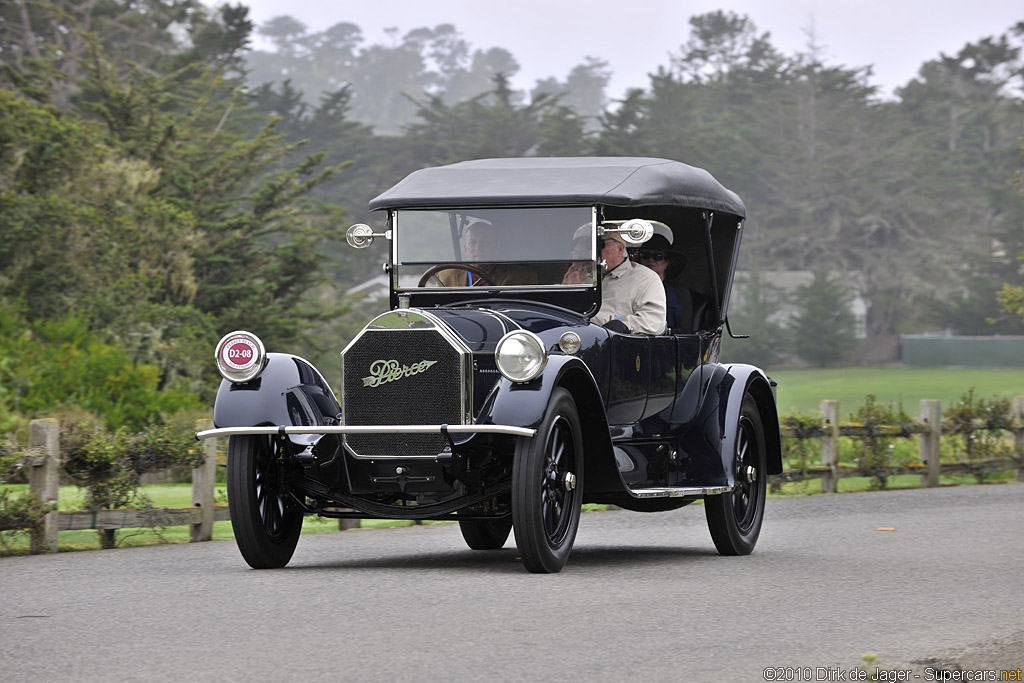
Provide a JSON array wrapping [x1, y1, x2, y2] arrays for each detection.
[[712, 366, 782, 483], [677, 363, 781, 488]]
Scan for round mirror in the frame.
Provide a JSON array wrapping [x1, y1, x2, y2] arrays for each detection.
[[619, 219, 654, 245], [346, 224, 375, 249]]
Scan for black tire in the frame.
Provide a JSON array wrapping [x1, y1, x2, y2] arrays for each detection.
[[705, 394, 767, 555], [458, 517, 513, 549], [512, 388, 584, 573], [227, 434, 303, 568]]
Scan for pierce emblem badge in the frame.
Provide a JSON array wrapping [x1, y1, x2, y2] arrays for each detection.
[[362, 359, 438, 388]]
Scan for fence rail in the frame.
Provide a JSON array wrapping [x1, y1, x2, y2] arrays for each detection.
[[7, 398, 1024, 553], [770, 397, 1024, 492]]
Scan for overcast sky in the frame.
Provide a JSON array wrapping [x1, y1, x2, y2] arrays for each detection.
[[224, 0, 1024, 99]]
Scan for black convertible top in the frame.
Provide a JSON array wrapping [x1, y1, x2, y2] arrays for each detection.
[[368, 157, 746, 217]]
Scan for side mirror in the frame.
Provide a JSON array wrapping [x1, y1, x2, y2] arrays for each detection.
[[346, 224, 391, 249], [618, 219, 654, 245], [598, 219, 654, 246]]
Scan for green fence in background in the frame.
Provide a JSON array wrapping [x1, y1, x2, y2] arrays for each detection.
[[901, 335, 1024, 368]]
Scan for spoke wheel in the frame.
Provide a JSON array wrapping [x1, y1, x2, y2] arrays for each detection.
[[705, 394, 767, 556], [458, 516, 513, 550], [227, 435, 303, 568], [512, 388, 583, 573]]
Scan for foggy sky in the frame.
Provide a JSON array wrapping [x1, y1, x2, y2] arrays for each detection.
[[224, 0, 1024, 99]]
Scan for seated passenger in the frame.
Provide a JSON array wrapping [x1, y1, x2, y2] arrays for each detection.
[[565, 227, 666, 335], [437, 221, 537, 286], [635, 225, 685, 331]]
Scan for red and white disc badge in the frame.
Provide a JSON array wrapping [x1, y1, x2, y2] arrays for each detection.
[[221, 336, 259, 372], [215, 330, 266, 382]]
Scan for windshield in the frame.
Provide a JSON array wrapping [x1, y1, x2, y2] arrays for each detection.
[[393, 207, 597, 289]]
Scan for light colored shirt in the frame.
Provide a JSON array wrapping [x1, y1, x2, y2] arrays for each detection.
[[591, 259, 667, 335]]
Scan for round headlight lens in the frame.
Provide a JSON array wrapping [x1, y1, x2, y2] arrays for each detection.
[[495, 330, 548, 383], [215, 330, 266, 383]]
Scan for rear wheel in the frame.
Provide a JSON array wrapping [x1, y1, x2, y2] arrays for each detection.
[[227, 435, 303, 568], [705, 394, 767, 555], [458, 517, 513, 549], [512, 388, 583, 573]]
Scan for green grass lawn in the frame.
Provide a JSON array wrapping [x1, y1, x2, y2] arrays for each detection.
[[766, 366, 1024, 416]]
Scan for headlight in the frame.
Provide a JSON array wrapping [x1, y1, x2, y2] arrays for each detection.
[[495, 330, 547, 383], [215, 330, 266, 383]]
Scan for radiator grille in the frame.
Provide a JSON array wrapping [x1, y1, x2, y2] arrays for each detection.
[[342, 327, 466, 456]]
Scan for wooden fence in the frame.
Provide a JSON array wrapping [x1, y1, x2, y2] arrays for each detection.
[[9, 399, 1024, 554], [771, 398, 1024, 492]]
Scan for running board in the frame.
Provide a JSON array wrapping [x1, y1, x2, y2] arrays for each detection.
[[628, 486, 732, 498]]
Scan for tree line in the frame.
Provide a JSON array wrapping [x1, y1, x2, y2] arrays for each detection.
[[1, 1, 1023, 433], [244, 9, 1024, 363]]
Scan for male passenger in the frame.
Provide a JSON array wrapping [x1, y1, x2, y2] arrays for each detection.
[[565, 226, 666, 335]]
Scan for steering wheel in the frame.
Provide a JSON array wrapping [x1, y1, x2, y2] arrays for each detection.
[[418, 263, 494, 288]]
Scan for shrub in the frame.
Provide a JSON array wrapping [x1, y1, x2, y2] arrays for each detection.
[[944, 388, 1013, 483], [0, 300, 200, 431], [849, 395, 912, 490], [775, 412, 821, 493], [60, 421, 202, 548]]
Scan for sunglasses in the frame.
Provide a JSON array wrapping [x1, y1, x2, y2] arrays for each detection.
[[637, 251, 667, 262]]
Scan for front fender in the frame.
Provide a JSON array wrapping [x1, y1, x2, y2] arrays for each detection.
[[213, 353, 340, 429], [476, 355, 598, 429], [476, 355, 622, 497]]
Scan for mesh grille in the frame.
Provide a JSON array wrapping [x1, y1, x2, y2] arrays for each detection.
[[343, 328, 465, 456]]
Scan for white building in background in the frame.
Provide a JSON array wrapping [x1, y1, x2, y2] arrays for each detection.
[[346, 274, 390, 301]]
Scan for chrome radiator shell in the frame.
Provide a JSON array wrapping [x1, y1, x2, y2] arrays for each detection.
[[340, 309, 472, 458]]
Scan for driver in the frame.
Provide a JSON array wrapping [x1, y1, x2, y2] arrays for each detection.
[[565, 226, 666, 335], [437, 221, 537, 286]]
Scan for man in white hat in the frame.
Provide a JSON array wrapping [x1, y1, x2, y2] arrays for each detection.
[[566, 225, 666, 335]]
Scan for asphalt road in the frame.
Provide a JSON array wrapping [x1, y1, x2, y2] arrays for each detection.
[[2, 484, 1022, 683]]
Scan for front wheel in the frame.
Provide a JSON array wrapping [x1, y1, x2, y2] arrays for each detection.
[[512, 388, 584, 573], [227, 435, 303, 568], [705, 394, 767, 555]]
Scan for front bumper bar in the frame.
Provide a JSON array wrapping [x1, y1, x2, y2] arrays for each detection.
[[195, 424, 537, 440]]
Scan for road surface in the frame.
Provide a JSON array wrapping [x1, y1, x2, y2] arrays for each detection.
[[2, 483, 1021, 682]]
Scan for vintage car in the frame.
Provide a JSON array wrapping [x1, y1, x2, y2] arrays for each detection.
[[197, 157, 782, 573]]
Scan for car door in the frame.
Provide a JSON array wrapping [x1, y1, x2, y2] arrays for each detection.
[[604, 333, 650, 425]]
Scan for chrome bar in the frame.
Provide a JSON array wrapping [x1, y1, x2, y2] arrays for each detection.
[[195, 424, 536, 441], [629, 486, 733, 498]]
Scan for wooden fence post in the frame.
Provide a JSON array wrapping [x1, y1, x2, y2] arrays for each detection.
[[820, 400, 839, 493], [191, 420, 217, 542], [919, 400, 942, 488], [29, 419, 59, 554], [1015, 397, 1024, 484]]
